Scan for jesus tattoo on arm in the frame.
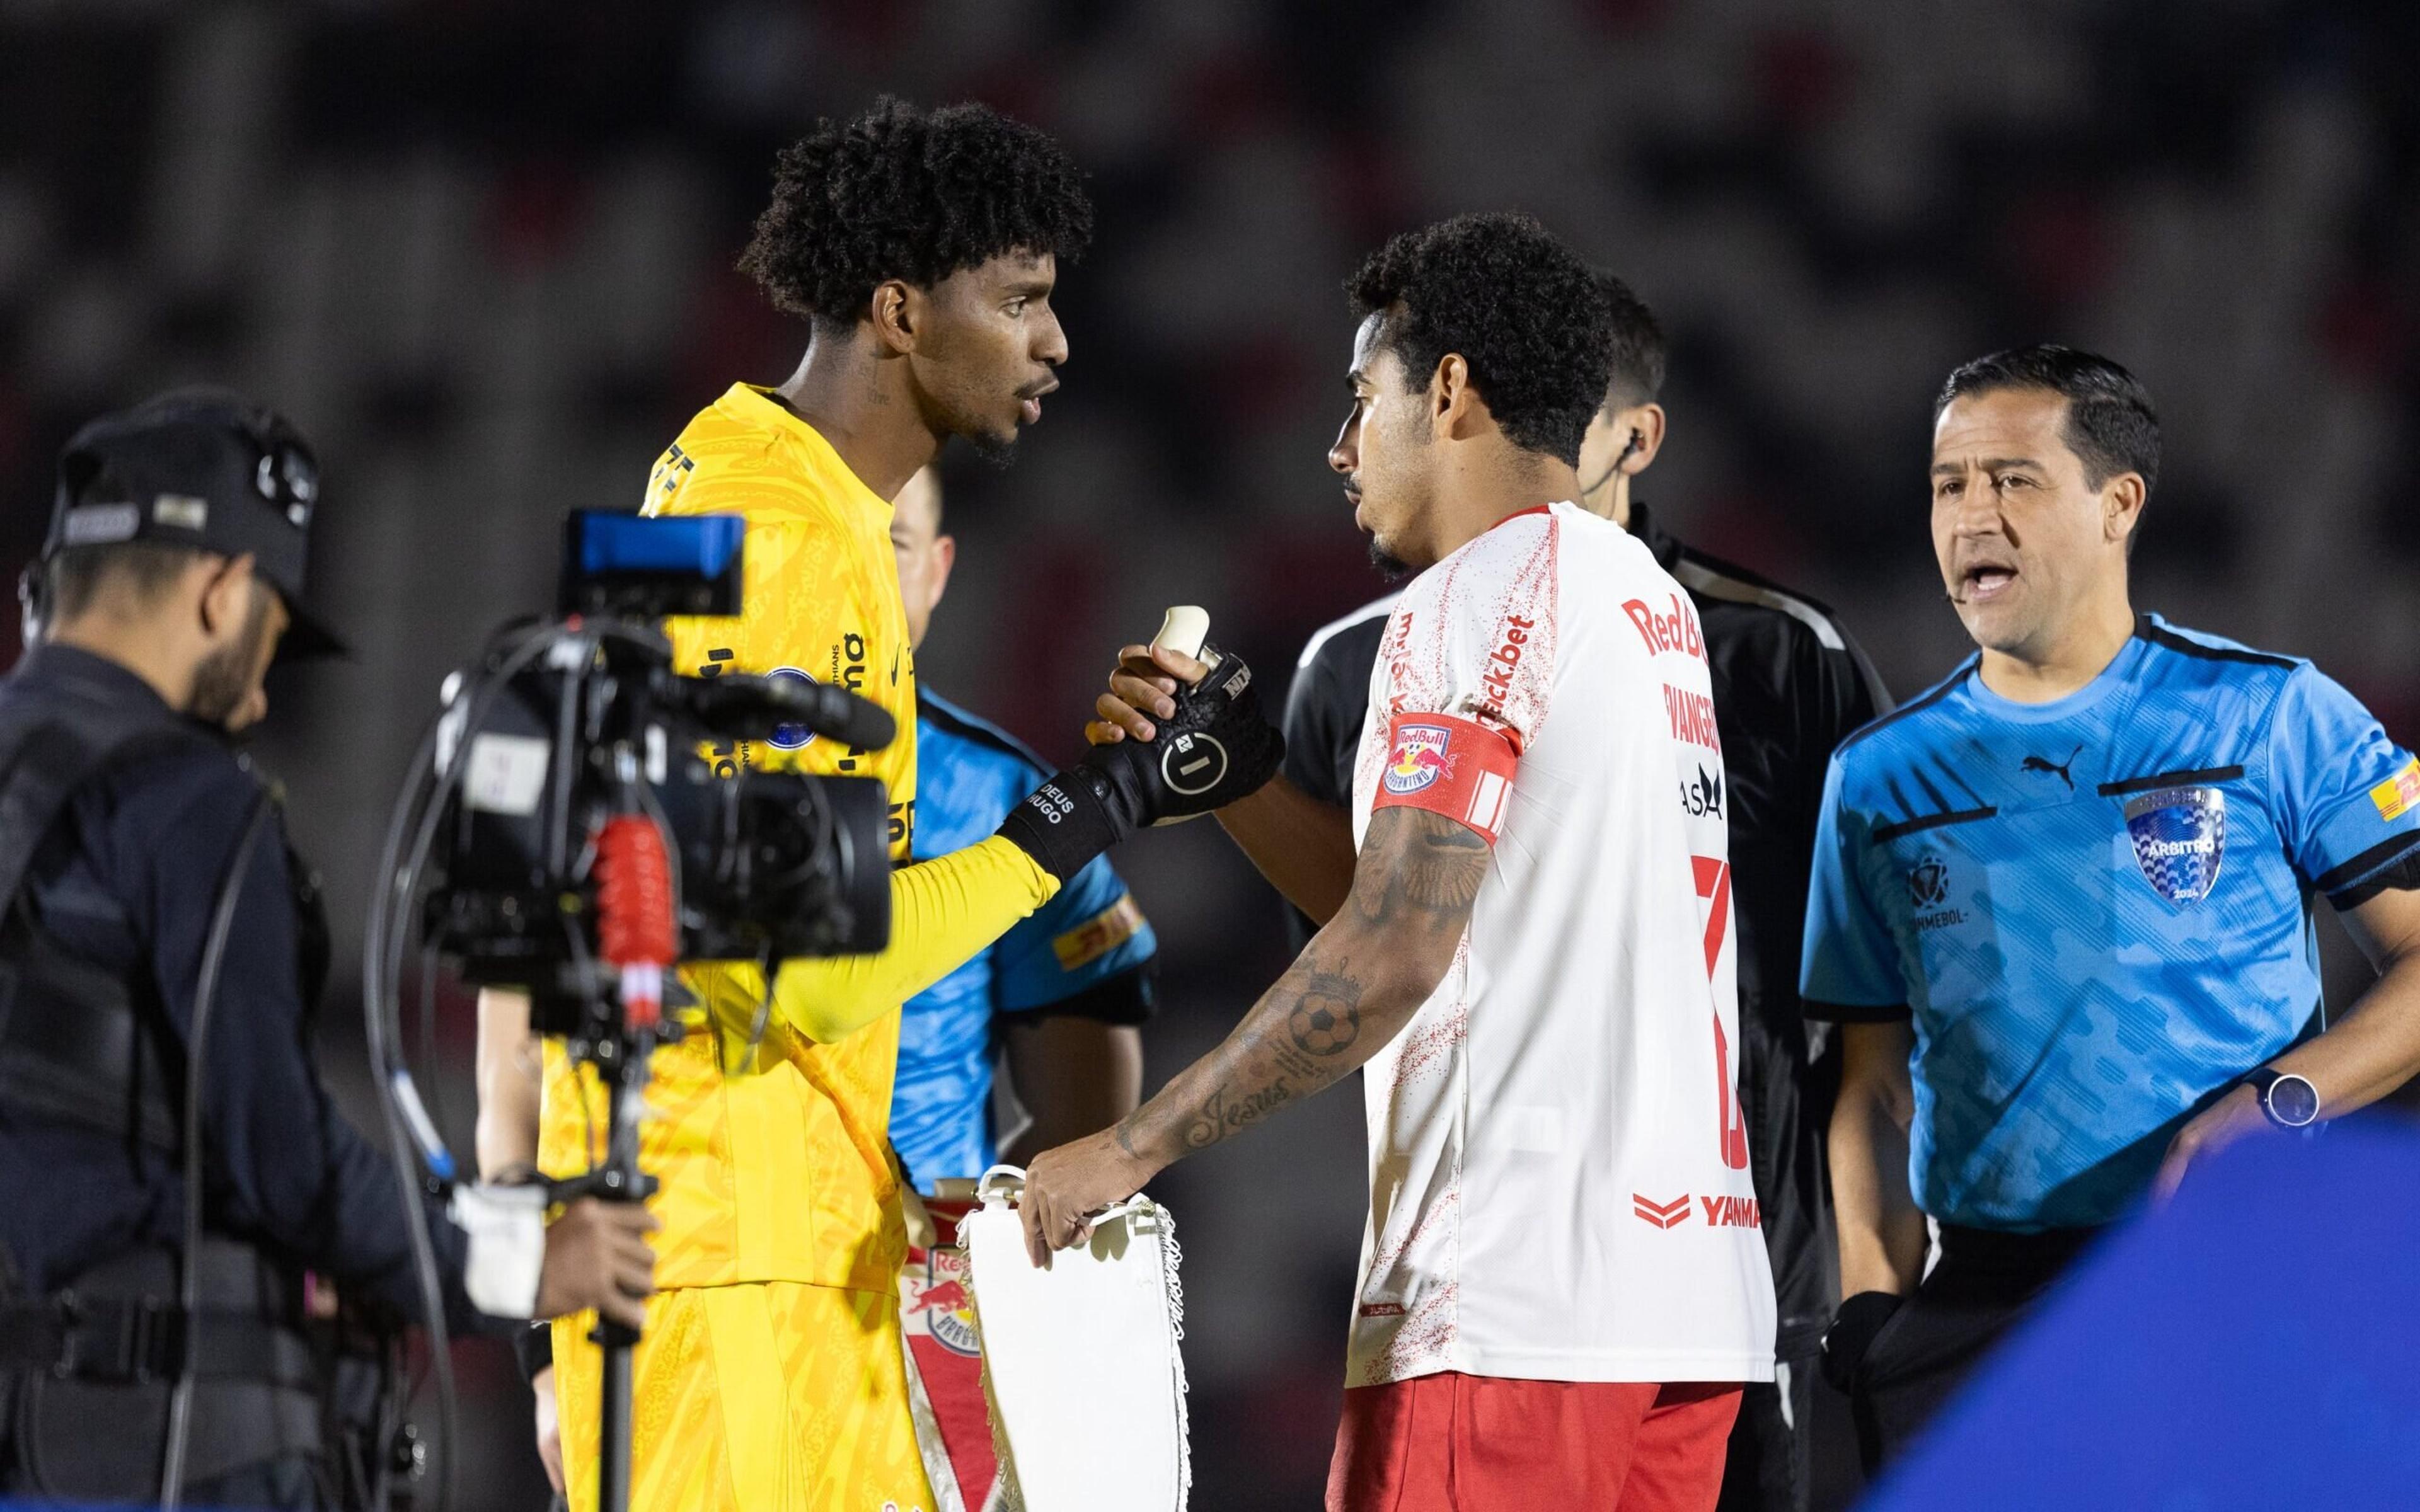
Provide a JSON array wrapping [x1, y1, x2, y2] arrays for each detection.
[[1020, 805, 1492, 1264]]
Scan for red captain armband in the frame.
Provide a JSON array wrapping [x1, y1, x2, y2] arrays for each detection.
[[1371, 713, 1520, 844]]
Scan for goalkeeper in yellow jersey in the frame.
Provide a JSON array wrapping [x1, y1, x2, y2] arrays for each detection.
[[476, 98, 1283, 1512]]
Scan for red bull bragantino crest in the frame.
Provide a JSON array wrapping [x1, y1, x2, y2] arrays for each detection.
[[899, 1204, 1001, 1508], [1383, 723, 1453, 796], [906, 1249, 979, 1356]]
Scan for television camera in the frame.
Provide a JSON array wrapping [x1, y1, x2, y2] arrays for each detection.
[[366, 511, 895, 1512]]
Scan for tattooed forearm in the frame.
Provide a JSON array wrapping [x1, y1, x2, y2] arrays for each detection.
[[1287, 963, 1365, 1058], [1350, 808, 1491, 927], [1179, 1078, 1296, 1150], [1109, 806, 1492, 1169], [1119, 950, 1372, 1163]]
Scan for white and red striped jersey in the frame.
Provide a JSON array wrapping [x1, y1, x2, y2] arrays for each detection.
[[1345, 501, 1777, 1387]]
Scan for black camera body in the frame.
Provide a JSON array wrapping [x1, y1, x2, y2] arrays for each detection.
[[421, 512, 894, 1036]]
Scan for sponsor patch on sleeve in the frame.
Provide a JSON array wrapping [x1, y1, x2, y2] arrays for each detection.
[[2373, 758, 2420, 823], [1052, 894, 1146, 972], [1371, 713, 1519, 843]]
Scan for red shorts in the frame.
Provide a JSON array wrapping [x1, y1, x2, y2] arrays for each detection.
[[1328, 1373, 1743, 1512]]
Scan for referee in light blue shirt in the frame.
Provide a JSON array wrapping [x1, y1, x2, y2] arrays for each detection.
[[1801, 346, 2420, 1473], [885, 469, 1158, 1193]]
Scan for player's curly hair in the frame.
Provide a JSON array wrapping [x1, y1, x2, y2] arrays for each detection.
[[1346, 213, 1614, 466], [739, 96, 1093, 323]]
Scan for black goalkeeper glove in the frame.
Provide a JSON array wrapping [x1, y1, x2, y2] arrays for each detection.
[[996, 642, 1284, 883], [1820, 1290, 1904, 1394]]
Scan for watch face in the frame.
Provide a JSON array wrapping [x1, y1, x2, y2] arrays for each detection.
[[2268, 1074, 2320, 1127]]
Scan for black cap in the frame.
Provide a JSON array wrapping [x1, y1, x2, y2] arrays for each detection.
[[46, 387, 347, 660]]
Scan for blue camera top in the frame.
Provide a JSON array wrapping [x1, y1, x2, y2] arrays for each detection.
[[560, 511, 746, 618]]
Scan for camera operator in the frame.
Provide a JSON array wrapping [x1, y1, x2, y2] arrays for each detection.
[[0, 391, 657, 1509]]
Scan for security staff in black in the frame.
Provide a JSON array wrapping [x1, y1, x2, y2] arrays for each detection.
[[0, 390, 657, 1508], [1276, 281, 1890, 1512]]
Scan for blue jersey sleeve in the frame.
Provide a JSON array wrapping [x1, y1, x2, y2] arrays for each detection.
[[1800, 752, 1911, 1019], [991, 851, 1157, 1021], [2267, 665, 2420, 906]]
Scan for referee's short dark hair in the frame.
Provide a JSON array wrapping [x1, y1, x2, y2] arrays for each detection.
[[1594, 270, 1667, 411], [1935, 344, 2160, 498]]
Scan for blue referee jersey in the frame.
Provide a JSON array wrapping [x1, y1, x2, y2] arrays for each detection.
[[1801, 615, 2420, 1230], [889, 690, 1156, 1191]]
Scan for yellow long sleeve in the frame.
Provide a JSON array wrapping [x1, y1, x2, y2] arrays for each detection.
[[778, 835, 1062, 1041], [684, 837, 1061, 1046]]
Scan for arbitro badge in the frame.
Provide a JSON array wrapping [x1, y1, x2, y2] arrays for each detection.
[[2124, 786, 2226, 905]]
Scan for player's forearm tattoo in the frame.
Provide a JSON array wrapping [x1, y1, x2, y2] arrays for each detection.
[[1179, 1078, 1296, 1150], [1351, 810, 1489, 925], [1112, 808, 1490, 1166], [1287, 963, 1364, 1058]]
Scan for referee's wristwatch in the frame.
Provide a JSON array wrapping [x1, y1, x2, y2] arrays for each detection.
[[2243, 1067, 2321, 1129]]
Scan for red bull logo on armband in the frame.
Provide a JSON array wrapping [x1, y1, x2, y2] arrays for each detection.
[[1383, 723, 1454, 796]]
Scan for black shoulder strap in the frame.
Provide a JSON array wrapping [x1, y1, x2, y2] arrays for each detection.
[[0, 692, 205, 914], [0, 690, 218, 1155]]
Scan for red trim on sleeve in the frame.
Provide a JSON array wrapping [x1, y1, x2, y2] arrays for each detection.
[[1371, 712, 1521, 843]]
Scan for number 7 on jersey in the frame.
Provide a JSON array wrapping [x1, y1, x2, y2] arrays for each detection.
[[1695, 855, 1751, 1171]]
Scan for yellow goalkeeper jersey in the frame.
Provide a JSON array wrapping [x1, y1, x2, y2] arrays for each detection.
[[538, 383, 1056, 1293]]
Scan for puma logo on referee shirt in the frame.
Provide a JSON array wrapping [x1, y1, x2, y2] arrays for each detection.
[[2021, 745, 2083, 791]]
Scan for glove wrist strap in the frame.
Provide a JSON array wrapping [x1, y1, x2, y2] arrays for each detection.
[[998, 769, 1131, 885], [512, 1320, 554, 1384]]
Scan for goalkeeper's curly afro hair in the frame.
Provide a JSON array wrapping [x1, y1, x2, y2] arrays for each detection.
[[740, 96, 1093, 323], [1347, 213, 1614, 466]]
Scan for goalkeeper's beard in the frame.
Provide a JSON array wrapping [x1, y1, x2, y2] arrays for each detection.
[[964, 426, 1020, 468], [925, 386, 1023, 467]]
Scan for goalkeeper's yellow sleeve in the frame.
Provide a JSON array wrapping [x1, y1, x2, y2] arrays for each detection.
[[757, 836, 1059, 1043]]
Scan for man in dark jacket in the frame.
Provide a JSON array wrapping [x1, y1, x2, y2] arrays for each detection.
[[0, 390, 654, 1508], [1276, 279, 1889, 1511]]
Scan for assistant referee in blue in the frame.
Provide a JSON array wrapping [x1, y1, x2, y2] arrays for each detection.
[[1801, 345, 2420, 1472]]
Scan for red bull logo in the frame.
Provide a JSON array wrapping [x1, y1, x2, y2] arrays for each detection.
[[1382, 723, 1453, 796], [908, 1280, 970, 1315], [901, 1252, 981, 1357], [1623, 593, 1706, 663]]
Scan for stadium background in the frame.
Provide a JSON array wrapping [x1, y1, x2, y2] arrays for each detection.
[[3, 2, 2416, 1507]]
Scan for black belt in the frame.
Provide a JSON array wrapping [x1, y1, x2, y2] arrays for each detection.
[[0, 1293, 316, 1387]]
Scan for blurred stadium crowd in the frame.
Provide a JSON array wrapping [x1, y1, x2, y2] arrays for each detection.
[[3, 2, 2414, 1506]]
